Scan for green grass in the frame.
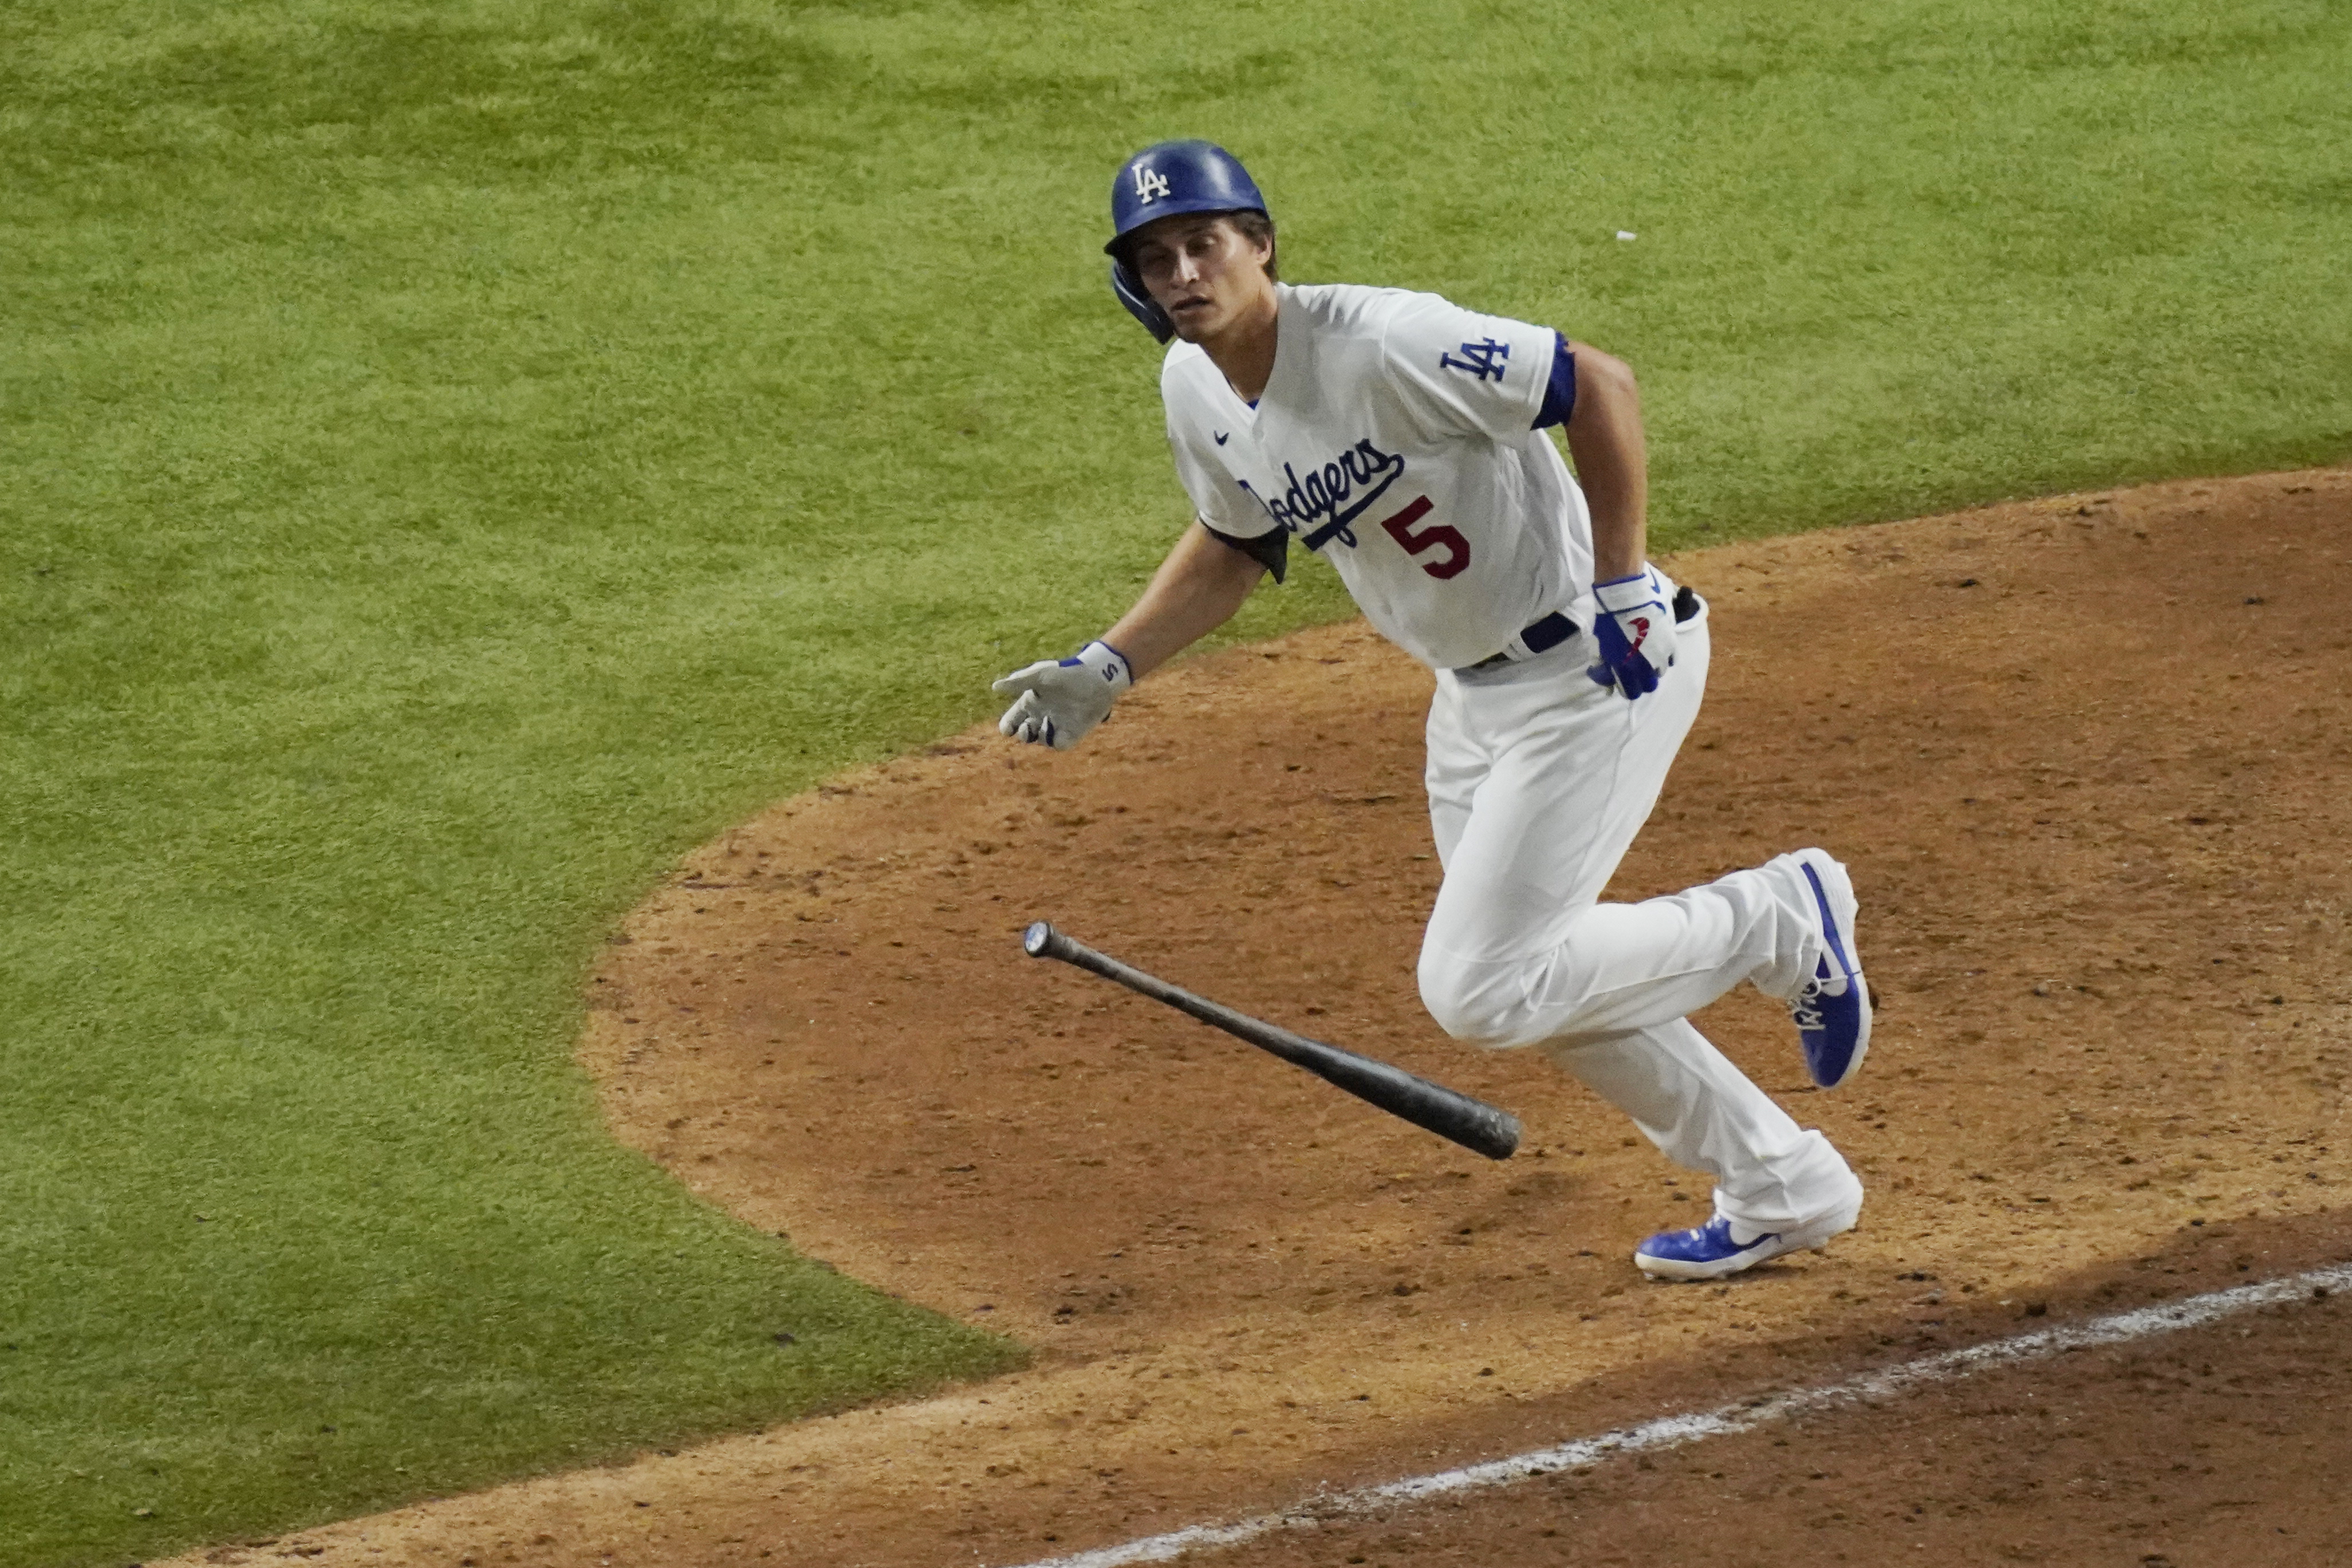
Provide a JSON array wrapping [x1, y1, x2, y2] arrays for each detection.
[[3, 0, 2347, 1559]]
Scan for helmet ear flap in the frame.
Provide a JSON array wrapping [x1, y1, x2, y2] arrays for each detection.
[[1109, 257, 1175, 344]]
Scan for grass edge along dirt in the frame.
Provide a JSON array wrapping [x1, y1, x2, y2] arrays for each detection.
[[3, 0, 2350, 1561]]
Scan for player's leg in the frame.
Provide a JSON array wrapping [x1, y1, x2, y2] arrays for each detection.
[[1418, 597, 1865, 1277], [1419, 604, 1825, 1046], [1538, 1021, 1861, 1242]]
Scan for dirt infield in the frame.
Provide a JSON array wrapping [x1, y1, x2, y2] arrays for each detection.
[[168, 468, 2351, 1567]]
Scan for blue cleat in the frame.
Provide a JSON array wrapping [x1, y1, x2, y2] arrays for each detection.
[[1634, 1203, 1861, 1282], [1790, 849, 1870, 1090]]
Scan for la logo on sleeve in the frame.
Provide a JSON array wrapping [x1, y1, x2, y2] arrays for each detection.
[[1439, 338, 1511, 383]]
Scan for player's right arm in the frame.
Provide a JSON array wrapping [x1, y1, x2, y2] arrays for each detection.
[[992, 522, 1266, 750], [1103, 520, 1267, 679], [996, 353, 1282, 750]]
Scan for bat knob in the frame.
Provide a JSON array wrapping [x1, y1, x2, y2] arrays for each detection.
[[1022, 921, 1055, 958]]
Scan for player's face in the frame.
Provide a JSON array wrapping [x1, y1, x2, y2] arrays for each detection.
[[1129, 215, 1275, 343]]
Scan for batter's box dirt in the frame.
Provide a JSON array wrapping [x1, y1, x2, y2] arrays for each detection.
[[164, 467, 2352, 1567]]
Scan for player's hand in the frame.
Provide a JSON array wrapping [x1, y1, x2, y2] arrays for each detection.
[[1586, 567, 1678, 700], [993, 640, 1134, 749]]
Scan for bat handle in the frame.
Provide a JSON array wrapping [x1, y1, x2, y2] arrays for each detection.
[[1023, 921, 1149, 994], [1021, 920, 1520, 1161], [1024, 920, 1097, 967]]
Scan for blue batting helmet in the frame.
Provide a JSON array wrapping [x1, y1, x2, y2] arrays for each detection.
[[1104, 140, 1270, 343]]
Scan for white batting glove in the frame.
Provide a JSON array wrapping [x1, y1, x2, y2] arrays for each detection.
[[992, 640, 1134, 750], [1586, 566, 1679, 700]]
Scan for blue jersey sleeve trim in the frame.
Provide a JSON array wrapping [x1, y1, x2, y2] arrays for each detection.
[[1200, 518, 1288, 583], [1532, 333, 1576, 430]]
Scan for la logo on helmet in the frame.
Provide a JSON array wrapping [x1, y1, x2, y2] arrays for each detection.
[[1133, 166, 1171, 203]]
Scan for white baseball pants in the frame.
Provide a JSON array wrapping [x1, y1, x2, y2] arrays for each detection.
[[1416, 593, 1861, 1236]]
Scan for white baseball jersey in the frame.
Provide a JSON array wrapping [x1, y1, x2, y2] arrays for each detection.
[[1163, 282, 1594, 670]]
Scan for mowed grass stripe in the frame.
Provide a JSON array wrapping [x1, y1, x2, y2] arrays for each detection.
[[3, 1, 2348, 1562]]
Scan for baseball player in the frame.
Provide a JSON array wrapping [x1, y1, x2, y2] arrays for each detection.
[[994, 141, 1871, 1282]]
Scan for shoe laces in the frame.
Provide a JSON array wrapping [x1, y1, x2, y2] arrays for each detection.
[[1791, 954, 1855, 1021]]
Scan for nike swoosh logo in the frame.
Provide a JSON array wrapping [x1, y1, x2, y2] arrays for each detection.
[[1214, 431, 1230, 445]]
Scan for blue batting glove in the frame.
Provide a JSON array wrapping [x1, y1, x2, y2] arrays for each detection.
[[1586, 568, 1677, 700]]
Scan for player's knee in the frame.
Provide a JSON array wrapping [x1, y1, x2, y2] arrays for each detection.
[[1417, 955, 1527, 1048]]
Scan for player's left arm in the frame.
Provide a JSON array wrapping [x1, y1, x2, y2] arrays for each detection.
[[1383, 298, 1673, 696], [1558, 342, 1646, 581], [1554, 341, 1674, 700]]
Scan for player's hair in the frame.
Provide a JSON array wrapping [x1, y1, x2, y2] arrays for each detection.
[[1226, 210, 1279, 281], [1120, 210, 1278, 281]]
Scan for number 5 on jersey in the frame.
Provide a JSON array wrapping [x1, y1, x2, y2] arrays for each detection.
[[1378, 497, 1471, 580]]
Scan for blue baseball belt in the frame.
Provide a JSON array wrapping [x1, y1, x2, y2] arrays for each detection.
[[1454, 586, 1702, 675], [1454, 610, 1579, 673]]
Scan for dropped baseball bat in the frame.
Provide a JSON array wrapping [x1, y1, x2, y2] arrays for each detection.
[[1021, 921, 1520, 1161]]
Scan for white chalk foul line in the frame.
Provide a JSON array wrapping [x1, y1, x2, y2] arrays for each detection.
[[1003, 1258, 2352, 1568]]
